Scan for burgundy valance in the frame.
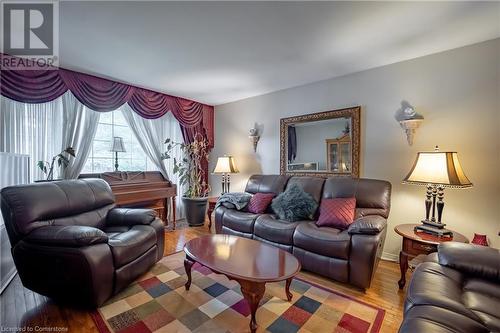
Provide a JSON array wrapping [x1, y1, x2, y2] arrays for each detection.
[[0, 53, 214, 147]]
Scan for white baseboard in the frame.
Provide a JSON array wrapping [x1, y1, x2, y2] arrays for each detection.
[[381, 251, 399, 262]]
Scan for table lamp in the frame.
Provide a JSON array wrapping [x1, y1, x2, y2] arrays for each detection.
[[213, 155, 239, 194], [403, 146, 472, 236], [111, 137, 126, 172]]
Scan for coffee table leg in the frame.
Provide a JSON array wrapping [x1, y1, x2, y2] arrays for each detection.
[[285, 278, 293, 302], [184, 256, 195, 290], [239, 280, 266, 333]]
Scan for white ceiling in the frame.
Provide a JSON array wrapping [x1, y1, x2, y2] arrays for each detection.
[[59, 1, 500, 105]]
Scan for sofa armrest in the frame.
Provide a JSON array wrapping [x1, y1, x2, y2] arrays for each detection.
[[214, 206, 228, 234], [349, 228, 387, 289], [107, 208, 156, 226], [348, 215, 387, 235], [24, 225, 108, 247], [438, 242, 500, 281]]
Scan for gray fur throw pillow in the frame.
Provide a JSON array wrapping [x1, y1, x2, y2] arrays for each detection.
[[271, 183, 318, 221]]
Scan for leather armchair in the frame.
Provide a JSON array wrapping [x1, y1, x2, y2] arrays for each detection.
[[1, 179, 165, 307], [400, 242, 500, 333]]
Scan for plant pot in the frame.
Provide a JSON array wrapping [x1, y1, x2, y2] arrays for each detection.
[[182, 197, 208, 227]]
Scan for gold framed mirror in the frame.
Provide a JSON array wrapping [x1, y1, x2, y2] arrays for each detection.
[[280, 106, 360, 177]]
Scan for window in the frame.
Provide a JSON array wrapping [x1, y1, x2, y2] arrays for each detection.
[[82, 109, 156, 173]]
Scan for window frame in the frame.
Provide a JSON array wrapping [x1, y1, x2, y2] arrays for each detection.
[[83, 110, 156, 173]]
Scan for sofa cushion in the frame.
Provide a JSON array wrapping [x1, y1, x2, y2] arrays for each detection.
[[322, 178, 391, 218], [462, 278, 500, 332], [405, 262, 487, 324], [220, 209, 259, 234], [253, 235, 294, 253], [400, 305, 490, 333], [316, 198, 356, 229], [254, 214, 303, 245], [247, 193, 275, 214], [271, 183, 318, 221], [285, 176, 325, 203], [293, 222, 350, 259], [245, 175, 290, 194], [222, 226, 253, 239], [106, 225, 156, 267]]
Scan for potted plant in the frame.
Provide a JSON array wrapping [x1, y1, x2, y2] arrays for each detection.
[[162, 134, 211, 226], [37, 147, 75, 181]]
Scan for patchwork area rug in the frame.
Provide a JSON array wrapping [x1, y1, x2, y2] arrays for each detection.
[[91, 252, 384, 333]]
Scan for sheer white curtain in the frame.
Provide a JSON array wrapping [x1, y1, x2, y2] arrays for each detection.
[[61, 93, 100, 179], [0, 93, 185, 218], [121, 104, 170, 179], [0, 92, 100, 181], [0, 95, 64, 181], [121, 104, 185, 219]]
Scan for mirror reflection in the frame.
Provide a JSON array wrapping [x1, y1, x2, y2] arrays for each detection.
[[286, 117, 352, 173]]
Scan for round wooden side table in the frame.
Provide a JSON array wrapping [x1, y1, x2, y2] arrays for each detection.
[[394, 223, 468, 289]]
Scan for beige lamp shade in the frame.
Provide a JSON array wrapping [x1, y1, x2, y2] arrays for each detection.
[[403, 150, 472, 188], [111, 137, 126, 152], [213, 156, 239, 174]]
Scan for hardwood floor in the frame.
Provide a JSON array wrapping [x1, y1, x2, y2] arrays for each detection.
[[0, 222, 405, 332]]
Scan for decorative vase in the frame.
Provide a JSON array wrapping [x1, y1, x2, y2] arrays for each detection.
[[471, 233, 489, 246], [182, 197, 208, 227]]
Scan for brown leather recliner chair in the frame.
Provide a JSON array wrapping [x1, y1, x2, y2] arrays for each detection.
[[399, 242, 500, 333], [215, 175, 392, 289], [0, 179, 165, 307]]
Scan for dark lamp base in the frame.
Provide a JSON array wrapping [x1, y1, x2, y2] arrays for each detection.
[[421, 220, 447, 229], [415, 224, 453, 237]]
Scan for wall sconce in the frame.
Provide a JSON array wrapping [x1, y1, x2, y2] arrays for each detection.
[[397, 103, 424, 146], [249, 127, 260, 152]]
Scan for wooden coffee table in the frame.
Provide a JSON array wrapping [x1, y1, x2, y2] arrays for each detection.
[[184, 234, 301, 333]]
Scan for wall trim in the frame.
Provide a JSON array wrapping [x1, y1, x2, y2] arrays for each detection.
[[381, 251, 399, 262]]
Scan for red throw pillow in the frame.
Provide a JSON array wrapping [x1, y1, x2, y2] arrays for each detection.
[[247, 193, 275, 214], [316, 198, 356, 229]]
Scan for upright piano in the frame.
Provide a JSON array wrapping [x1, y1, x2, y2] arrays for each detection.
[[80, 171, 177, 229]]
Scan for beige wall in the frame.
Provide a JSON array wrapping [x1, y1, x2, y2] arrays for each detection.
[[210, 39, 500, 258]]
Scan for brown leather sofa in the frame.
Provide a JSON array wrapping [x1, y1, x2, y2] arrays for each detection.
[[399, 242, 500, 333], [215, 175, 392, 289], [0, 179, 165, 307]]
